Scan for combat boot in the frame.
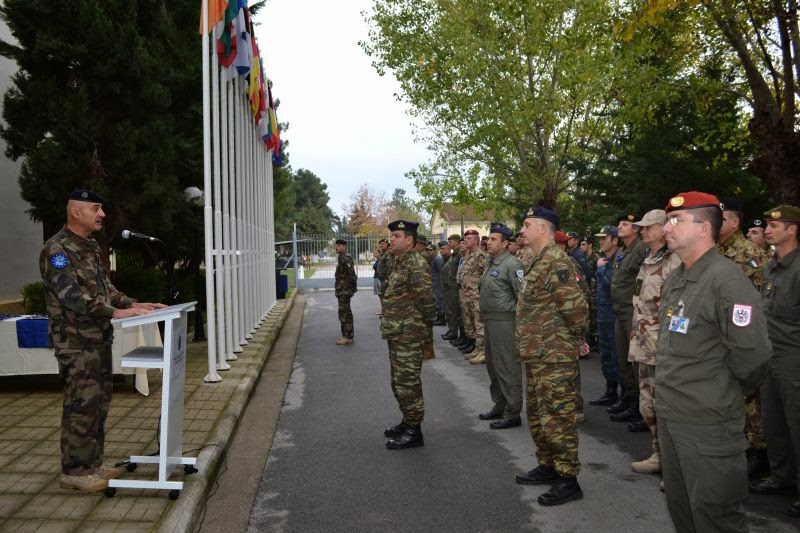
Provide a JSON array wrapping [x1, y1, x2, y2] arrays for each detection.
[[610, 399, 642, 422], [336, 337, 354, 345], [384, 421, 409, 437], [589, 383, 618, 406], [451, 335, 469, 347], [746, 448, 770, 479], [538, 476, 583, 506], [433, 314, 446, 326], [468, 351, 485, 365], [516, 465, 557, 485], [94, 465, 123, 480], [60, 473, 108, 493], [386, 424, 424, 449], [631, 452, 661, 474], [461, 339, 477, 354], [606, 395, 630, 415], [441, 331, 457, 341]]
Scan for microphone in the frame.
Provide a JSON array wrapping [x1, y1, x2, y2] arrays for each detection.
[[121, 229, 161, 242]]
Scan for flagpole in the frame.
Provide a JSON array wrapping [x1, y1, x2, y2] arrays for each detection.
[[202, 0, 221, 383], [230, 75, 243, 352]]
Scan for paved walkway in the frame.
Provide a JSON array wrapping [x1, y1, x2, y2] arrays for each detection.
[[0, 295, 296, 533]]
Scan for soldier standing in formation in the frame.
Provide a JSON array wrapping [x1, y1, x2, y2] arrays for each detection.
[[749, 205, 800, 519], [456, 229, 486, 363], [40, 190, 164, 493], [381, 220, 436, 449], [657, 191, 771, 533], [718, 198, 771, 477], [442, 234, 464, 344], [334, 239, 357, 345], [627, 210, 680, 470], [374, 238, 390, 312], [431, 240, 446, 326], [477, 223, 524, 426], [746, 218, 769, 252], [514, 206, 588, 506]]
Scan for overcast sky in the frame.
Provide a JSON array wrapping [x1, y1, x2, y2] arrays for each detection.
[[253, 0, 431, 218]]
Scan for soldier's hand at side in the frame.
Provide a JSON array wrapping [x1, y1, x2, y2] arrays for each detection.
[[596, 258, 608, 268], [132, 302, 167, 310], [113, 307, 153, 319]]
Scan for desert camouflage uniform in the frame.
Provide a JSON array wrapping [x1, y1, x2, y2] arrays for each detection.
[[629, 246, 681, 456], [40, 226, 135, 475], [335, 251, 358, 339], [516, 243, 588, 477], [719, 231, 768, 450], [516, 246, 535, 269], [441, 250, 463, 338], [458, 249, 487, 352], [381, 249, 436, 425]]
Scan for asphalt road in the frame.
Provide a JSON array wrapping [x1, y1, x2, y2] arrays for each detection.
[[245, 291, 798, 533]]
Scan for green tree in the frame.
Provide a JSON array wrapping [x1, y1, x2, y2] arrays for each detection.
[[0, 0, 202, 259], [292, 168, 334, 235], [363, 0, 619, 214]]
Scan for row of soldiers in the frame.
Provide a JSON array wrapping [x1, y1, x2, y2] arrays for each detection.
[[368, 194, 799, 529]]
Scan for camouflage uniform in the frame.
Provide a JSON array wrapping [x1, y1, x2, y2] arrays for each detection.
[[377, 250, 394, 299], [457, 249, 486, 351], [585, 251, 600, 347], [441, 250, 463, 338], [381, 250, 436, 425], [40, 227, 135, 475], [629, 246, 680, 457], [718, 231, 768, 451], [517, 243, 588, 477], [335, 251, 357, 339], [516, 246, 535, 269]]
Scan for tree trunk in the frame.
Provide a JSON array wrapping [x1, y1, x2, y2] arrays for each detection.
[[748, 110, 800, 205]]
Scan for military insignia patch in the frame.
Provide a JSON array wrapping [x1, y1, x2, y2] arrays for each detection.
[[50, 253, 69, 270], [669, 196, 685, 207], [557, 269, 569, 283], [516, 269, 524, 280], [748, 258, 759, 269], [732, 304, 752, 327], [490, 269, 499, 277], [771, 211, 781, 219]]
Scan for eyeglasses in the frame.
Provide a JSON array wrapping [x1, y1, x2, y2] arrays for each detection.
[[667, 216, 704, 226]]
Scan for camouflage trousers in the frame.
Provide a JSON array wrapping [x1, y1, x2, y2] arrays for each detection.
[[337, 294, 354, 339], [744, 388, 766, 449], [638, 362, 659, 454], [459, 288, 484, 348], [525, 361, 580, 477], [387, 338, 425, 425], [56, 345, 113, 475], [442, 287, 462, 337]]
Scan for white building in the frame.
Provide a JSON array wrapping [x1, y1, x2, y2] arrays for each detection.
[[0, 20, 43, 303]]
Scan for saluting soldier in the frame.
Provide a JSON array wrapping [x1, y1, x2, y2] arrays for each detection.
[[478, 223, 524, 427], [381, 220, 436, 449], [749, 205, 800, 519], [657, 191, 771, 533], [334, 239, 357, 345], [514, 206, 588, 507], [41, 190, 164, 493], [718, 197, 770, 478]]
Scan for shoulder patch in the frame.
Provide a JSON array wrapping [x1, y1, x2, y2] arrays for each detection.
[[50, 252, 69, 270], [557, 269, 569, 283], [516, 269, 524, 280], [732, 304, 752, 327]]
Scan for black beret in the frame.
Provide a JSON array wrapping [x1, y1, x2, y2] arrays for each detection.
[[747, 218, 765, 229], [720, 197, 744, 213], [616, 213, 637, 224], [69, 189, 104, 203], [489, 222, 513, 239], [388, 220, 419, 233], [523, 206, 560, 229]]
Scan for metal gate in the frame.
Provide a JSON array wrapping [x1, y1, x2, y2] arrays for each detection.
[[277, 231, 387, 290]]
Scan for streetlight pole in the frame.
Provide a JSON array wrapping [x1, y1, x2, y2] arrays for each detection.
[[184, 187, 207, 341]]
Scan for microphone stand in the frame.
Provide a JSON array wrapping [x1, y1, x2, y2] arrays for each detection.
[[138, 239, 178, 304]]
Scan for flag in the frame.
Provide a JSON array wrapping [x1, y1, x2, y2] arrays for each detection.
[[216, 1, 239, 76], [199, 0, 228, 35], [234, 0, 252, 78]]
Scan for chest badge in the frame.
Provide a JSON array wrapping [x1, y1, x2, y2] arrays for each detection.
[[732, 304, 752, 327], [490, 269, 499, 277], [50, 253, 69, 270]]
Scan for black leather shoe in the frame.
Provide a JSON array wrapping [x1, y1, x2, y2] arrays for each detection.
[[384, 422, 409, 437], [451, 337, 468, 347], [589, 387, 618, 406], [433, 318, 446, 326], [746, 448, 770, 479], [538, 477, 583, 506], [788, 500, 800, 517], [386, 425, 424, 449], [610, 406, 642, 422], [441, 332, 457, 340], [749, 478, 798, 495], [606, 397, 629, 414], [461, 340, 476, 354], [478, 408, 504, 420], [490, 416, 522, 429], [516, 465, 557, 485], [627, 419, 649, 432]]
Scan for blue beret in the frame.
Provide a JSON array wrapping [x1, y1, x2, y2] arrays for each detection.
[[489, 222, 513, 239], [388, 220, 419, 233], [69, 189, 104, 203], [523, 206, 560, 229]]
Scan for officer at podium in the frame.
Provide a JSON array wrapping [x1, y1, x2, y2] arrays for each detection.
[[40, 189, 165, 493]]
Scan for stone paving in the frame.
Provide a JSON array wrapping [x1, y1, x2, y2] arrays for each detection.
[[0, 295, 295, 532]]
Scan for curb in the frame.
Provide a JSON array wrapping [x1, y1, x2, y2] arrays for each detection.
[[156, 292, 297, 533]]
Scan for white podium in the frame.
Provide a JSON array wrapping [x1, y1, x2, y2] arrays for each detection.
[[108, 302, 197, 499]]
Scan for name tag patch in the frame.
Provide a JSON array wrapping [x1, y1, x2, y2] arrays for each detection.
[[732, 304, 752, 327], [669, 316, 689, 334]]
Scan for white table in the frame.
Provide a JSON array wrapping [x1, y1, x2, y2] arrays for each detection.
[[0, 317, 161, 395]]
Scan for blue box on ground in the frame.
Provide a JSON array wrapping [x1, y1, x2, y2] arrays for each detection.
[[16, 318, 50, 348]]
